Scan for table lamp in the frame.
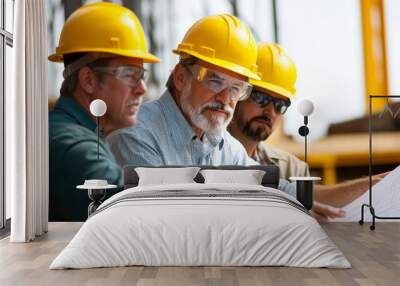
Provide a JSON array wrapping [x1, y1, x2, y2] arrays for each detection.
[[297, 99, 314, 164], [77, 99, 117, 217], [290, 99, 320, 210]]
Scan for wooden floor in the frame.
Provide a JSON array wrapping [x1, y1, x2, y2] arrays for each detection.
[[1, 222, 400, 286]]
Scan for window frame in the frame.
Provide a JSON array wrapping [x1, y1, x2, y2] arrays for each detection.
[[1, 0, 14, 232]]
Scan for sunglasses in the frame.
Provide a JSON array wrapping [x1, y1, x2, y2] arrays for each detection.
[[186, 64, 253, 101], [250, 91, 291, 114]]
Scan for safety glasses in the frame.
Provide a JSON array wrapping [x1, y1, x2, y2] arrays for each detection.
[[250, 90, 291, 114], [187, 64, 253, 101], [92, 66, 148, 87]]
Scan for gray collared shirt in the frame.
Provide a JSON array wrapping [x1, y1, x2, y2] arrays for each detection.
[[107, 90, 296, 197]]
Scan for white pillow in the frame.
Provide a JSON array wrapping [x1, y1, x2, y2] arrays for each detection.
[[200, 169, 266, 185], [135, 167, 200, 186]]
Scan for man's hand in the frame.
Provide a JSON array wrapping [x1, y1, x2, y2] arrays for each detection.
[[314, 170, 392, 209], [371, 171, 390, 186], [310, 201, 345, 223]]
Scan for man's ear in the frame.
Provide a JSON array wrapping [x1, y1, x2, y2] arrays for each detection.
[[172, 64, 187, 92], [78, 66, 97, 94]]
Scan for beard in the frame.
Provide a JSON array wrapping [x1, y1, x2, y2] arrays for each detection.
[[241, 115, 274, 141], [180, 83, 234, 136]]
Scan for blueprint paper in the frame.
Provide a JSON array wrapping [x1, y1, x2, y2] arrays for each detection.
[[333, 165, 400, 222]]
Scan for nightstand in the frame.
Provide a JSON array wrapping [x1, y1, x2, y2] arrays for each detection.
[[77, 180, 117, 217], [289, 177, 321, 210]]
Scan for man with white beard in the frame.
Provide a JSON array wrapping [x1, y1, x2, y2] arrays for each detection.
[[107, 15, 348, 220], [108, 14, 262, 168]]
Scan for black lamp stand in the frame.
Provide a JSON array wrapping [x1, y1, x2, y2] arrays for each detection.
[[96, 117, 100, 160], [298, 116, 309, 164]]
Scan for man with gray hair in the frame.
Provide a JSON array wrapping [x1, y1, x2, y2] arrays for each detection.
[[48, 2, 159, 221]]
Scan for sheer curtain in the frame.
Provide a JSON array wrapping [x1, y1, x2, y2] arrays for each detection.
[[7, 0, 48, 242]]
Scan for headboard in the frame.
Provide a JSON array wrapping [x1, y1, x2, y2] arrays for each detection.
[[123, 165, 280, 189]]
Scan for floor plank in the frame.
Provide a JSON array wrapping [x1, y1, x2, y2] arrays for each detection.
[[1, 222, 399, 286]]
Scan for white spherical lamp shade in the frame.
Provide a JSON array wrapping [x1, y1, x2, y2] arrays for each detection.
[[297, 99, 314, 116], [90, 99, 107, 117]]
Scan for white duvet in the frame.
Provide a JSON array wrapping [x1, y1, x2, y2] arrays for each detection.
[[50, 183, 350, 269]]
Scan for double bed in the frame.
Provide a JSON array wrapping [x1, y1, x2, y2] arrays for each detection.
[[50, 165, 350, 269]]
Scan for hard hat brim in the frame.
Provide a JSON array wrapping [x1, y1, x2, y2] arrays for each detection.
[[173, 49, 261, 81], [250, 78, 296, 99], [48, 48, 160, 63]]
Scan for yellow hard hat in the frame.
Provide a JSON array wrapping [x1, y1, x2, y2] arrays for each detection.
[[250, 43, 297, 99], [48, 2, 160, 63], [173, 14, 260, 80]]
